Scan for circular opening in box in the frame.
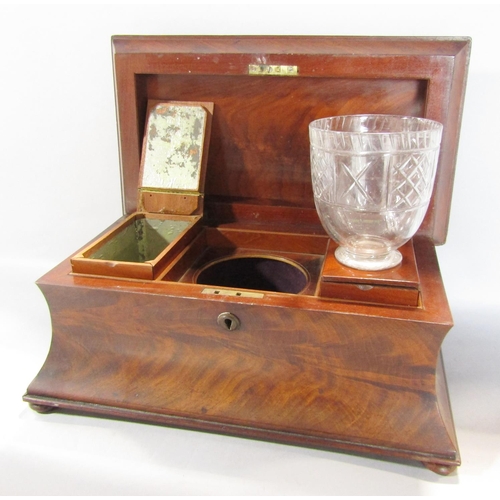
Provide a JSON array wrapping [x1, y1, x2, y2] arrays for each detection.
[[195, 256, 308, 294]]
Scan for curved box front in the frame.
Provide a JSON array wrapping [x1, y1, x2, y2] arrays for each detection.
[[25, 237, 459, 470]]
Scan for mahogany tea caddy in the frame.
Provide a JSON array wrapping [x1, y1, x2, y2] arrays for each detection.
[[24, 36, 471, 475]]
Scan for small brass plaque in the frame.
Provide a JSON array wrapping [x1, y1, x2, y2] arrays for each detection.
[[248, 64, 298, 76]]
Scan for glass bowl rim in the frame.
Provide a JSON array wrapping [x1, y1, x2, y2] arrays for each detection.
[[309, 114, 443, 136]]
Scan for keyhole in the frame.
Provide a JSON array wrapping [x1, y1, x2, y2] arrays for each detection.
[[217, 312, 240, 331]]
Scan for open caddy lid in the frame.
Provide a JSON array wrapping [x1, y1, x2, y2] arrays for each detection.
[[137, 100, 214, 216], [112, 35, 470, 244]]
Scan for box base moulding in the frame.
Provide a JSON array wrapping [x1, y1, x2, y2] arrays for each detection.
[[23, 364, 458, 477]]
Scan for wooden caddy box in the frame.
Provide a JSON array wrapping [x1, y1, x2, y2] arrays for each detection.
[[24, 36, 471, 475]]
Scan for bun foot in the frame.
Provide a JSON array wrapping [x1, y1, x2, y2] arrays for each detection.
[[423, 462, 457, 475], [29, 403, 56, 414]]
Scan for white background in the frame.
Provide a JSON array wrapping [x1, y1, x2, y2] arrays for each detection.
[[1, 2, 499, 496]]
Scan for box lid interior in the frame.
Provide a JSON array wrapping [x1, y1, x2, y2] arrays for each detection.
[[112, 35, 470, 244]]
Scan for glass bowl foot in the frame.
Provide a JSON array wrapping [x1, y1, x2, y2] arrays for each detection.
[[335, 246, 402, 271]]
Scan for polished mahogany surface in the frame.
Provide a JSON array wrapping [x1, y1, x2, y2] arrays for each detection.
[[24, 36, 470, 475]]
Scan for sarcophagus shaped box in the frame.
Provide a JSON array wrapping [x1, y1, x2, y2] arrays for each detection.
[[24, 36, 471, 475]]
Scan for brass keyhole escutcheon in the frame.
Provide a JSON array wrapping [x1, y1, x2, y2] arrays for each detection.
[[217, 312, 241, 331]]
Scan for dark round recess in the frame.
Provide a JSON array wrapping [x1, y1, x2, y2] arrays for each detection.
[[196, 256, 308, 294]]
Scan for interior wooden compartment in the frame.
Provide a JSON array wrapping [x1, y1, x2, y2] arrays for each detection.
[[131, 75, 429, 297], [159, 226, 329, 296], [71, 213, 202, 280], [158, 224, 422, 305], [112, 74, 429, 297]]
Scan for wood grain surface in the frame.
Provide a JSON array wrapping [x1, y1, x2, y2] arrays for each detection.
[[24, 36, 469, 474]]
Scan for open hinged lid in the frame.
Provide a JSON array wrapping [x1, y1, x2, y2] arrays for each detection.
[[112, 35, 470, 244], [137, 100, 213, 216]]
